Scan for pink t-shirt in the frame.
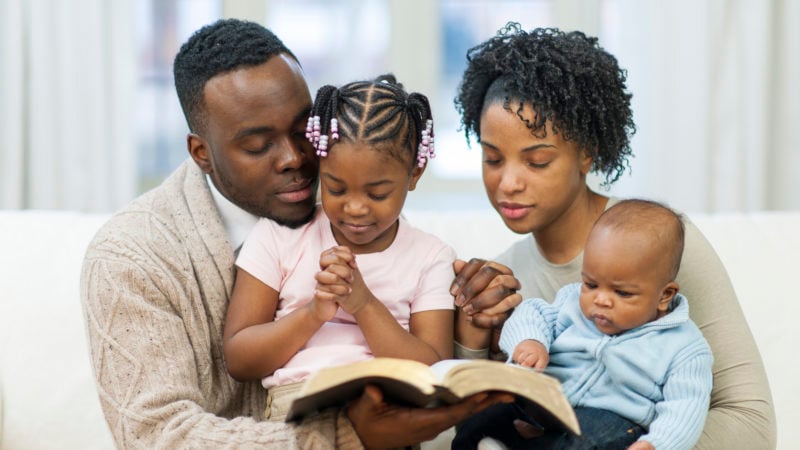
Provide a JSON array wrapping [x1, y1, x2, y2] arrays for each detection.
[[236, 208, 456, 388]]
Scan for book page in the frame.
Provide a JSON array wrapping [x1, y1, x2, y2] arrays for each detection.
[[441, 360, 580, 435], [430, 359, 471, 381], [286, 358, 441, 421]]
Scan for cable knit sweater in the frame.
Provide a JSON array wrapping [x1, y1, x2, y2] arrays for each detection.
[[501, 283, 713, 450], [80, 159, 363, 449]]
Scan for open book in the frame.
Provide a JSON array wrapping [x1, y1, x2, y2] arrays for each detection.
[[285, 357, 580, 435]]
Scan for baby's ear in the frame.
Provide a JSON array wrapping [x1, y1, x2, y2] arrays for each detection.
[[408, 164, 425, 191], [658, 281, 680, 312]]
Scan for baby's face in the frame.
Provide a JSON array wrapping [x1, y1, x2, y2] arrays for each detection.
[[579, 226, 676, 335]]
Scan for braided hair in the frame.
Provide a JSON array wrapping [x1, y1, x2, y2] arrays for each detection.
[[308, 74, 435, 170], [454, 22, 635, 185], [173, 18, 297, 134]]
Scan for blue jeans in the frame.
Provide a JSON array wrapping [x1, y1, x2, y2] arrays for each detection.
[[452, 402, 644, 449]]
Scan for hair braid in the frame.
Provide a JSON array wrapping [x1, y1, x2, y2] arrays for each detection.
[[307, 73, 435, 168]]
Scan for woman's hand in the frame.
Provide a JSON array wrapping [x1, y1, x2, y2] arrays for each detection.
[[451, 258, 522, 328]]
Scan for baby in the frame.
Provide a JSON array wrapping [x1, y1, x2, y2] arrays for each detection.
[[454, 199, 713, 450]]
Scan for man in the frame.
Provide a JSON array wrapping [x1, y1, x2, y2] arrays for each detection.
[[80, 19, 505, 449]]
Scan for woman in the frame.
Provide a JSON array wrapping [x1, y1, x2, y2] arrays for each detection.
[[450, 23, 776, 449]]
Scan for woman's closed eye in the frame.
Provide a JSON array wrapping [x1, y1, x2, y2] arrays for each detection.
[[527, 161, 550, 169]]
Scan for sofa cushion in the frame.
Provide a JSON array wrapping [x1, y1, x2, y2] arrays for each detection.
[[0, 211, 114, 449]]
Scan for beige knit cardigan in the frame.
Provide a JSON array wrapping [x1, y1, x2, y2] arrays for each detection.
[[80, 159, 363, 449]]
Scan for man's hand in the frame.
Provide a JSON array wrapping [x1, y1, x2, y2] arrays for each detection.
[[451, 258, 522, 328], [347, 385, 514, 449]]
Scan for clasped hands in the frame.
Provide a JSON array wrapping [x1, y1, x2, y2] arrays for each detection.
[[312, 252, 524, 326], [311, 245, 373, 321], [450, 258, 522, 328]]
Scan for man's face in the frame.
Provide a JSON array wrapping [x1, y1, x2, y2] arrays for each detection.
[[190, 54, 318, 227]]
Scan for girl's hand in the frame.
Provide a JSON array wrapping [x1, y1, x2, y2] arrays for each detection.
[[310, 246, 355, 321], [513, 339, 549, 370], [335, 262, 374, 315], [314, 246, 372, 314], [308, 289, 339, 323]]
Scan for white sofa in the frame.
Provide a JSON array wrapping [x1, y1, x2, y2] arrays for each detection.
[[1, 208, 797, 449]]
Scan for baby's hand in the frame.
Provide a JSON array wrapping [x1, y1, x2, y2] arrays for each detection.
[[627, 440, 655, 450], [512, 340, 549, 370]]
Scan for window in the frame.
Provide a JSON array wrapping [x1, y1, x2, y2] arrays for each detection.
[[135, 0, 220, 191], [134, 0, 553, 210]]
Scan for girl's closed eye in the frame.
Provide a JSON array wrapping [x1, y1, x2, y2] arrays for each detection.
[[368, 190, 392, 201], [324, 183, 345, 196], [326, 188, 344, 196]]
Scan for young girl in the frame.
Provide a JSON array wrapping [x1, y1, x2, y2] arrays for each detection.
[[222, 74, 455, 421]]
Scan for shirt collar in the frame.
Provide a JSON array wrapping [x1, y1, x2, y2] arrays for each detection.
[[206, 175, 258, 251]]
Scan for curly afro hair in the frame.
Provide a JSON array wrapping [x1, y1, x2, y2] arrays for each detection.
[[173, 18, 297, 134], [454, 22, 635, 185]]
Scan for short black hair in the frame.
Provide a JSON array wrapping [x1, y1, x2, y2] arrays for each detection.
[[454, 22, 635, 185], [597, 198, 685, 279], [173, 18, 297, 133], [309, 74, 434, 169]]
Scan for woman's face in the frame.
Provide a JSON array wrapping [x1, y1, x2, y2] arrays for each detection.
[[479, 102, 593, 235]]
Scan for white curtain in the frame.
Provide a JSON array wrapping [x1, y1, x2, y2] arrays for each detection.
[[2, 0, 797, 213], [594, 0, 800, 213], [0, 0, 136, 212]]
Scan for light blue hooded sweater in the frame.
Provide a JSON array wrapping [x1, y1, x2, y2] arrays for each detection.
[[500, 282, 713, 450]]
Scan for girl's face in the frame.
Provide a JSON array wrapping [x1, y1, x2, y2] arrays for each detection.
[[479, 102, 593, 235], [320, 141, 422, 254]]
